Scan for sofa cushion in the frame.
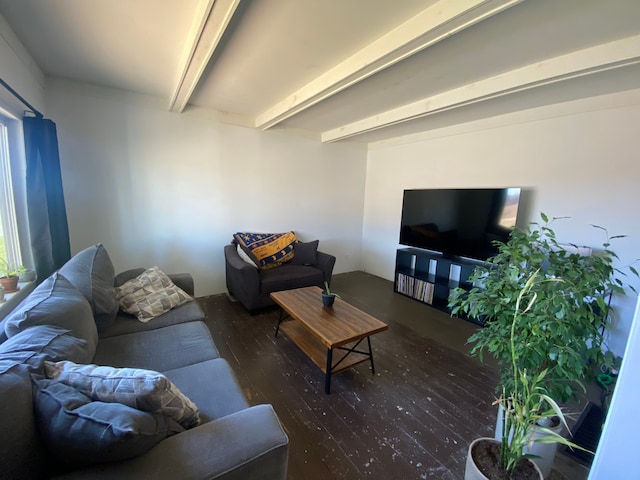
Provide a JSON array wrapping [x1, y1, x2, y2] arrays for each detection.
[[163, 358, 250, 423], [114, 267, 193, 322], [260, 264, 324, 294], [291, 240, 319, 266], [0, 363, 48, 479], [59, 243, 119, 333], [32, 377, 183, 468], [93, 321, 219, 372], [99, 301, 206, 338], [233, 232, 296, 270], [0, 325, 92, 372], [4, 273, 98, 357], [45, 360, 200, 429]]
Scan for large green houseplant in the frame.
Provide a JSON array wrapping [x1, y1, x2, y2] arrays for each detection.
[[451, 213, 634, 477], [465, 271, 587, 479], [449, 213, 630, 404]]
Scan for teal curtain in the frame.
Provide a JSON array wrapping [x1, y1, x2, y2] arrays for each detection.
[[23, 115, 70, 281]]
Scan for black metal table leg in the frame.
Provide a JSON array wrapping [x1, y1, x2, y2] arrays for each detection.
[[367, 336, 375, 375], [325, 348, 333, 394], [275, 309, 285, 337]]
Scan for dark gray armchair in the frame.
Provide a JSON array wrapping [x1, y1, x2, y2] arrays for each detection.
[[224, 244, 336, 312]]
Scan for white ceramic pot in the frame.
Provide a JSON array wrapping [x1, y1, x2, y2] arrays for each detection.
[[465, 437, 543, 480]]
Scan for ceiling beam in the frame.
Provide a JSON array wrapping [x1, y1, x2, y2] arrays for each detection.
[[169, 0, 240, 113], [321, 34, 640, 143], [254, 0, 525, 130]]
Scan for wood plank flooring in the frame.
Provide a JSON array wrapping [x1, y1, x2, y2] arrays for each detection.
[[197, 271, 589, 480]]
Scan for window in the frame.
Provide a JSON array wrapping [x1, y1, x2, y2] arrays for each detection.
[[0, 118, 22, 268]]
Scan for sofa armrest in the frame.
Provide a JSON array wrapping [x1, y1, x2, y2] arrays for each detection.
[[316, 250, 336, 285], [224, 245, 260, 298], [53, 404, 289, 480]]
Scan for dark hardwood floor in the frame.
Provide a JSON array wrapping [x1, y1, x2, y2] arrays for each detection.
[[197, 271, 589, 480]]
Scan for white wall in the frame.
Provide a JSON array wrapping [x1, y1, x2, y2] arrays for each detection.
[[589, 295, 640, 478], [363, 90, 640, 357], [45, 80, 367, 297], [0, 13, 44, 116]]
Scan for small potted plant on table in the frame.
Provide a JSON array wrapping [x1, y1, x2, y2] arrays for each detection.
[[322, 281, 339, 307]]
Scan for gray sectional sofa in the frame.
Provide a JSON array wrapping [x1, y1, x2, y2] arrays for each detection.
[[0, 244, 289, 480]]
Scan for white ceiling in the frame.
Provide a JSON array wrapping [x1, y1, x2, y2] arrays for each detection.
[[0, 0, 639, 144]]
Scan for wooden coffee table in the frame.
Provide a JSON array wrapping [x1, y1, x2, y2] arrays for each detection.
[[271, 286, 388, 394]]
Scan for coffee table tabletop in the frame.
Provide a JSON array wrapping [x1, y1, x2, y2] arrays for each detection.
[[271, 286, 388, 393]]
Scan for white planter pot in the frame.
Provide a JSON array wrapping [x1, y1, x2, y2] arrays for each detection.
[[494, 405, 562, 478], [465, 437, 543, 480]]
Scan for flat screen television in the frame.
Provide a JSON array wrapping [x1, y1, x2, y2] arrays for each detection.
[[399, 188, 521, 261]]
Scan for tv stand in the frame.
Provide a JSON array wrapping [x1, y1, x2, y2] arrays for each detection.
[[394, 248, 483, 324]]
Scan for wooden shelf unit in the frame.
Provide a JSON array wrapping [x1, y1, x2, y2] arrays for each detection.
[[394, 248, 483, 324]]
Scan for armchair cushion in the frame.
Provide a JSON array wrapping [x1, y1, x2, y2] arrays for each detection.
[[236, 244, 258, 268], [291, 240, 319, 266]]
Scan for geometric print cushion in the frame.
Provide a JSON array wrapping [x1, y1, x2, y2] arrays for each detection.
[[114, 267, 192, 322], [44, 360, 200, 429]]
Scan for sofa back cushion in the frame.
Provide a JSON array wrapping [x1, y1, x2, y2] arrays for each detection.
[[59, 243, 119, 332], [0, 325, 93, 372], [3, 273, 98, 358]]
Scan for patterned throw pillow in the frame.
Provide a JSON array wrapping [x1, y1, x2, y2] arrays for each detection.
[[233, 232, 296, 269], [114, 267, 192, 322], [44, 360, 200, 429]]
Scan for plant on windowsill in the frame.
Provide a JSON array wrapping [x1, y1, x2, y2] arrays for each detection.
[[0, 256, 26, 293], [322, 281, 340, 307], [449, 213, 637, 476], [465, 271, 589, 479]]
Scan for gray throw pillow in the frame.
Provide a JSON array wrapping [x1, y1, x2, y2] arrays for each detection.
[[0, 325, 92, 372], [45, 360, 200, 429], [291, 240, 319, 266], [59, 244, 119, 332], [32, 377, 184, 467], [4, 273, 98, 358]]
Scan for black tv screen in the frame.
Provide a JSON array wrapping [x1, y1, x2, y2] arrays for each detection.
[[399, 188, 521, 261]]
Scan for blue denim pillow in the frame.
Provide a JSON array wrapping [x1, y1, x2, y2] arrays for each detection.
[[32, 377, 184, 467]]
